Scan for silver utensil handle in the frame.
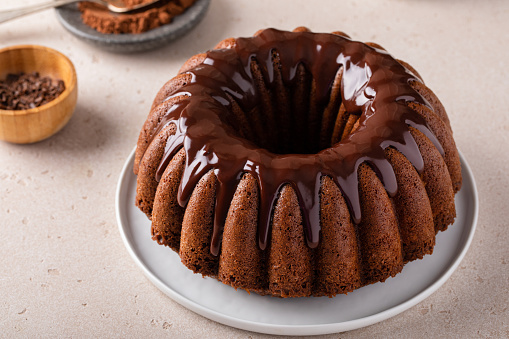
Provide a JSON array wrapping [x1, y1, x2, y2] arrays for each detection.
[[0, 0, 79, 24]]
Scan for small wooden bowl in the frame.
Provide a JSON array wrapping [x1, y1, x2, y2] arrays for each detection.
[[0, 45, 77, 144]]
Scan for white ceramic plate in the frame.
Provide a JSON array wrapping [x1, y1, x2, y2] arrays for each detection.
[[116, 149, 477, 336]]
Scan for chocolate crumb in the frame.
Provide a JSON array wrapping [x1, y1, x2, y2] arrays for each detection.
[[0, 72, 66, 111]]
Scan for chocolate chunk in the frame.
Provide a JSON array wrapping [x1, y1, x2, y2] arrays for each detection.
[[0, 72, 66, 111]]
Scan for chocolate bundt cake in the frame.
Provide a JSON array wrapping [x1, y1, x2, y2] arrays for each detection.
[[134, 28, 462, 297]]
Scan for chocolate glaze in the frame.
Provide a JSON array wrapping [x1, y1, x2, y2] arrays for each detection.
[[151, 28, 444, 256]]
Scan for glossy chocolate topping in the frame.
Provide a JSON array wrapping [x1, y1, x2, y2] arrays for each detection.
[[152, 28, 443, 256]]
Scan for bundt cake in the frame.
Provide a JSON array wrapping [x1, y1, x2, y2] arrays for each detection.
[[133, 27, 462, 298]]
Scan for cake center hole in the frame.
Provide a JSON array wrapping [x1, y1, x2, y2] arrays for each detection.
[[226, 64, 360, 155]]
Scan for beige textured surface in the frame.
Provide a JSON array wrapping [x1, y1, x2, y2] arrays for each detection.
[[1, 0, 508, 337]]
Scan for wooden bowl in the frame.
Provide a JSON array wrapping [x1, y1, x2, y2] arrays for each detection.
[[0, 45, 77, 144]]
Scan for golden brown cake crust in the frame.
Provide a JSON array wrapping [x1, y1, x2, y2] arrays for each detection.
[[218, 173, 266, 293], [151, 148, 186, 251], [179, 170, 219, 276], [315, 176, 361, 296]]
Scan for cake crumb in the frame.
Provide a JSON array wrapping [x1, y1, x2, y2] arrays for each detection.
[[78, 0, 197, 34]]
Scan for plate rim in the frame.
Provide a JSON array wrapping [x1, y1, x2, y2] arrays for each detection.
[[115, 147, 478, 335]]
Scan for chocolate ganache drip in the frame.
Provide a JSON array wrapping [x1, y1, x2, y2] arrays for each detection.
[[152, 28, 444, 256]]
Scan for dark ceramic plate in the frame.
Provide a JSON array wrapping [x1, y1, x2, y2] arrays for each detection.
[[55, 0, 210, 53]]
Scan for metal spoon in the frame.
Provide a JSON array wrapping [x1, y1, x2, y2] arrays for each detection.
[[0, 0, 161, 24]]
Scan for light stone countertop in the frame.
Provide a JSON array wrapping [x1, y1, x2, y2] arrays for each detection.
[[1, 0, 508, 337]]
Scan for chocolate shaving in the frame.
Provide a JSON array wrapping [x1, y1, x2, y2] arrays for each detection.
[[0, 72, 66, 111]]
